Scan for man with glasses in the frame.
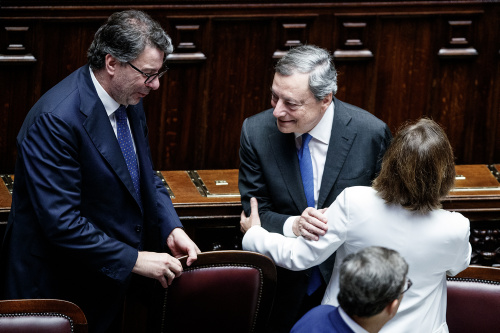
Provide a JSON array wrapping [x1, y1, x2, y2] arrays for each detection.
[[1, 10, 200, 333], [291, 246, 409, 333]]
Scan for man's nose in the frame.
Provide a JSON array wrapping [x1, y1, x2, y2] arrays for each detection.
[[273, 100, 287, 118], [146, 76, 160, 90]]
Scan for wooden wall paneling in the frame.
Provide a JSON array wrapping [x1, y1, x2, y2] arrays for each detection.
[[146, 17, 209, 171], [438, 19, 478, 59], [38, 18, 104, 94], [373, 15, 435, 132], [0, 20, 39, 173], [494, 51, 500, 163], [333, 19, 374, 61], [483, 4, 500, 164], [272, 15, 317, 59], [333, 15, 377, 113], [203, 16, 275, 169], [432, 12, 491, 164], [0, 25, 36, 63], [0, 1, 499, 174]]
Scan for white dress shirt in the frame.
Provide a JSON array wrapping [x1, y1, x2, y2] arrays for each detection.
[[283, 102, 334, 236], [339, 307, 369, 333], [243, 186, 471, 333]]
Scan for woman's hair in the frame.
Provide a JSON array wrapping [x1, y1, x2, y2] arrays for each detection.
[[87, 10, 173, 70], [275, 45, 337, 100], [372, 118, 455, 213]]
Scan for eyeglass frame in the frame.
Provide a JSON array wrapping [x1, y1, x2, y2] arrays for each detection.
[[127, 62, 168, 84], [401, 277, 413, 294]]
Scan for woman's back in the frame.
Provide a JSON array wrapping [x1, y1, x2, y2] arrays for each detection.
[[322, 186, 471, 333]]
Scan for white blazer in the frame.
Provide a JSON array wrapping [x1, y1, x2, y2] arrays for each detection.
[[242, 186, 471, 333]]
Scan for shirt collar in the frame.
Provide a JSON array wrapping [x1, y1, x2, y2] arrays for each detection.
[[338, 306, 370, 333], [294, 101, 334, 144], [89, 67, 121, 116]]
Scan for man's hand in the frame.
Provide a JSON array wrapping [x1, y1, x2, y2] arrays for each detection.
[[292, 207, 328, 241], [240, 197, 262, 234], [167, 228, 201, 267], [132, 251, 182, 288]]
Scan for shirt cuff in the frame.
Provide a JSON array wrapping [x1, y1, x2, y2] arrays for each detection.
[[283, 216, 299, 237]]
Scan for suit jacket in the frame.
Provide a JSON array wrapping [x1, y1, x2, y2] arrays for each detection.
[[243, 186, 471, 333], [239, 97, 392, 282], [1, 65, 182, 332], [291, 306, 354, 333]]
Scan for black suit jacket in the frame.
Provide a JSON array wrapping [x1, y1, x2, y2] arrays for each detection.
[[239, 97, 392, 282]]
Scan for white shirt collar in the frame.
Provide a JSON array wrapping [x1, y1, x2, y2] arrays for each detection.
[[89, 67, 121, 116], [338, 306, 370, 333], [294, 101, 334, 144]]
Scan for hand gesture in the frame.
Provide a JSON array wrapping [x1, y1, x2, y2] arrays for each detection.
[[132, 251, 183, 288], [167, 228, 201, 266], [292, 207, 328, 241], [240, 197, 262, 234]]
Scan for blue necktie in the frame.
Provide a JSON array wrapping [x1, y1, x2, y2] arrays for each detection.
[[115, 106, 142, 207], [298, 133, 323, 295], [298, 133, 314, 208]]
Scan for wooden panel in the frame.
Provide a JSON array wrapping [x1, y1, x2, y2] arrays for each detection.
[[372, 16, 435, 128], [0, 1, 499, 174], [203, 17, 275, 169], [442, 165, 500, 219], [452, 165, 500, 192]]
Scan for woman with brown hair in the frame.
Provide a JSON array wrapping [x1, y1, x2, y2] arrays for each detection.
[[241, 118, 471, 333]]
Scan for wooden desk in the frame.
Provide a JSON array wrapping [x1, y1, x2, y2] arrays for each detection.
[[158, 170, 242, 251], [443, 165, 500, 220], [1, 166, 500, 263], [0, 171, 242, 252]]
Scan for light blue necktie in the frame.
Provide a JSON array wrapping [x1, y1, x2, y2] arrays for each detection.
[[115, 106, 142, 207], [298, 133, 323, 295]]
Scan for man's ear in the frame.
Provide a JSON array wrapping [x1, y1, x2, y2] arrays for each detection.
[[321, 92, 333, 111], [105, 54, 119, 76], [386, 298, 400, 319]]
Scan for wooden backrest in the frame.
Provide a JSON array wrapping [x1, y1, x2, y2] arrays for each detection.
[[446, 265, 500, 333], [0, 299, 87, 333], [161, 250, 276, 333]]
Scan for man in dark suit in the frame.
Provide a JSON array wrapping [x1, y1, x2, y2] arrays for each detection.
[[0, 10, 200, 333], [239, 45, 392, 332], [291, 246, 409, 333]]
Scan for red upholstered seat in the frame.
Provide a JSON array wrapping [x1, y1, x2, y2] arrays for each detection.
[[161, 250, 277, 333], [0, 299, 87, 333], [446, 265, 500, 333]]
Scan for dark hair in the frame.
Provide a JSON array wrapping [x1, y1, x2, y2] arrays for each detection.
[[87, 10, 173, 70], [372, 118, 455, 213], [337, 246, 408, 318], [275, 45, 337, 100]]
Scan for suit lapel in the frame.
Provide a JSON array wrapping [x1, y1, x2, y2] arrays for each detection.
[[79, 66, 141, 208], [269, 130, 307, 213], [317, 98, 357, 208]]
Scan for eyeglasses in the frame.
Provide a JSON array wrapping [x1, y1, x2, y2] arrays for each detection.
[[401, 278, 413, 294], [127, 62, 168, 84]]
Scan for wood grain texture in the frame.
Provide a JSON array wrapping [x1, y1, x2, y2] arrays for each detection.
[[0, 1, 499, 174]]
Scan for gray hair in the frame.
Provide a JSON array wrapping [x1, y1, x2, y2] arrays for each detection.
[[87, 10, 173, 70], [337, 246, 408, 318], [275, 45, 338, 100]]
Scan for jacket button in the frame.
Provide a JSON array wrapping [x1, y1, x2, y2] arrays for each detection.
[[135, 225, 142, 233]]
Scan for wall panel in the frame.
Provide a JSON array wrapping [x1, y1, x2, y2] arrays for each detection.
[[0, 1, 498, 173]]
